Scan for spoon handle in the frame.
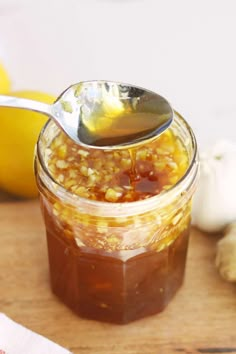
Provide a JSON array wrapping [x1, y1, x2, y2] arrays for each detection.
[[0, 95, 53, 117]]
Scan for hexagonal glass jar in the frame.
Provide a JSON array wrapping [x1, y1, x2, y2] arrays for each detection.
[[35, 112, 199, 324]]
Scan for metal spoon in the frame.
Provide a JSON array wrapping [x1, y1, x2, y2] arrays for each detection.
[[0, 81, 173, 150]]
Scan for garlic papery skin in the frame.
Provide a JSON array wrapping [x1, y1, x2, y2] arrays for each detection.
[[192, 140, 236, 233]]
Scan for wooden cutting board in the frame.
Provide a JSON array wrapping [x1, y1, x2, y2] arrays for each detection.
[[0, 199, 236, 354]]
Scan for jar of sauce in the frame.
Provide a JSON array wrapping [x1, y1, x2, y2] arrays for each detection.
[[35, 111, 199, 323]]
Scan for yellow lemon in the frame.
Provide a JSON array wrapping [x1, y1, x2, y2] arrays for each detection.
[[0, 62, 11, 93], [0, 91, 55, 198]]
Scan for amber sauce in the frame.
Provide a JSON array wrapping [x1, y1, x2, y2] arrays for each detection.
[[41, 110, 190, 323], [43, 217, 190, 323], [83, 110, 167, 147]]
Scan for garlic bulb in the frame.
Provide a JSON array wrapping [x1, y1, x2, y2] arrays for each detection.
[[192, 140, 236, 233]]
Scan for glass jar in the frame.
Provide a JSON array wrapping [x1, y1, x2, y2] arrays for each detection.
[[35, 111, 199, 324]]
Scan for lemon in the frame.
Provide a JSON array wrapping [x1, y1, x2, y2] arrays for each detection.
[[0, 63, 11, 93], [0, 91, 55, 198]]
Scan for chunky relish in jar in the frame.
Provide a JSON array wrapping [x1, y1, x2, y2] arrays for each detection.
[[47, 128, 188, 202], [35, 112, 198, 323]]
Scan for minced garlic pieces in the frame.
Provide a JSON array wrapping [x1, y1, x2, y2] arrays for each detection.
[[46, 129, 189, 203], [44, 129, 190, 251]]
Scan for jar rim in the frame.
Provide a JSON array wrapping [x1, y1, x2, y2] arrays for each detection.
[[36, 112, 199, 216]]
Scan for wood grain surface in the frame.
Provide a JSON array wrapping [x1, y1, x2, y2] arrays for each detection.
[[0, 200, 236, 354]]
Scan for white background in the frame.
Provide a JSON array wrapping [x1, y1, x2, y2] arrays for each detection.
[[0, 0, 235, 149]]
